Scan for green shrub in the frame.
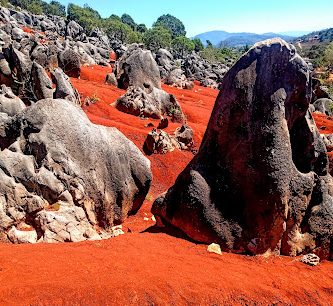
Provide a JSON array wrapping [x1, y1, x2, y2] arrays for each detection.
[[171, 36, 195, 56], [143, 26, 172, 52]]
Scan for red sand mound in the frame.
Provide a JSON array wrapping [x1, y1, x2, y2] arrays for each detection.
[[1, 66, 333, 305]]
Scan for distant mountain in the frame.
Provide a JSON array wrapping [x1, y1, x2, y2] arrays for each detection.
[[279, 31, 312, 37], [194, 30, 293, 47]]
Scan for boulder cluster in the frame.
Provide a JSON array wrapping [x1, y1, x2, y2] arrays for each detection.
[[0, 6, 152, 243]]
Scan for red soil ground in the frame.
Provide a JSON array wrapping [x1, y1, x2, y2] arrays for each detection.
[[1, 66, 333, 305]]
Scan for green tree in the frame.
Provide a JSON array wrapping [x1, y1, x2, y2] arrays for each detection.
[[324, 42, 333, 69], [44, 1, 66, 17], [192, 38, 204, 52], [121, 13, 136, 30], [104, 18, 132, 43], [172, 36, 195, 56], [137, 23, 147, 33], [143, 26, 172, 52], [127, 31, 143, 44], [27, 1, 43, 15], [67, 3, 101, 31], [206, 40, 213, 48], [153, 14, 186, 38]]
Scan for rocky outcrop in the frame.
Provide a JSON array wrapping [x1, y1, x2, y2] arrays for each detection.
[[152, 39, 333, 259], [0, 98, 152, 243], [143, 124, 194, 155], [115, 44, 161, 90], [114, 45, 184, 122], [114, 86, 183, 122], [313, 98, 333, 116], [164, 68, 194, 89], [58, 48, 81, 78], [51, 67, 81, 104], [182, 52, 230, 88], [30, 61, 53, 100]]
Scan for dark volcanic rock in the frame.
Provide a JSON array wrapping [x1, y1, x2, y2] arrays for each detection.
[[115, 45, 161, 90], [152, 39, 333, 259], [51, 67, 80, 105], [313, 98, 333, 116], [58, 49, 81, 78], [0, 98, 152, 243], [31, 61, 53, 100]]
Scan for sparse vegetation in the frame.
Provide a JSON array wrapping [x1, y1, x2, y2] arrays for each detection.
[[200, 45, 240, 64]]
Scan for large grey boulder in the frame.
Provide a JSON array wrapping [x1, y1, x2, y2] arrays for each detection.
[[31, 61, 53, 100], [152, 39, 333, 259], [313, 98, 333, 116], [114, 86, 184, 122], [58, 48, 81, 78], [115, 45, 161, 90], [0, 98, 152, 243], [51, 67, 80, 104], [0, 84, 25, 116], [114, 46, 184, 122]]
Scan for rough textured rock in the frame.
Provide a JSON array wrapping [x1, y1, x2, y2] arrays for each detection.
[[143, 129, 178, 156], [114, 86, 184, 122], [105, 72, 118, 87], [51, 68, 80, 104], [165, 68, 194, 89], [155, 48, 175, 79], [115, 45, 161, 90], [58, 49, 81, 78], [152, 39, 333, 259], [300, 254, 320, 266], [0, 84, 25, 116], [313, 98, 333, 116], [0, 98, 152, 243], [174, 124, 193, 148], [31, 61, 53, 100]]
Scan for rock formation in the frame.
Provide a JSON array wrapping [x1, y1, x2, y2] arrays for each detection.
[[114, 45, 184, 122], [152, 39, 333, 259], [0, 98, 152, 243]]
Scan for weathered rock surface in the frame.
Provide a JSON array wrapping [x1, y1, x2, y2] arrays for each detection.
[[143, 124, 194, 156], [0, 98, 152, 243], [51, 67, 80, 104], [313, 98, 333, 116], [113, 45, 184, 121], [30, 61, 53, 100], [165, 68, 194, 89], [0, 84, 25, 116], [115, 45, 161, 90], [114, 86, 183, 122], [152, 39, 333, 259], [58, 48, 81, 78]]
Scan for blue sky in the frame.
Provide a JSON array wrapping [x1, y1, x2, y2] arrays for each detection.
[[57, 0, 333, 37]]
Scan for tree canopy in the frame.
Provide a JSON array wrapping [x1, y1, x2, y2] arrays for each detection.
[[171, 36, 195, 56], [143, 26, 172, 52], [153, 14, 186, 38]]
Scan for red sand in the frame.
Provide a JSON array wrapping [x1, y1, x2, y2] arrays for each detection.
[[1, 66, 333, 305]]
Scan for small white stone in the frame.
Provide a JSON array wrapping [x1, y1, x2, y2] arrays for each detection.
[[144, 217, 149, 221], [7, 226, 37, 244], [151, 215, 156, 222], [300, 253, 320, 266], [207, 243, 222, 255]]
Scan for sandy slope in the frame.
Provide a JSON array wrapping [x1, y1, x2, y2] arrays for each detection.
[[0, 66, 333, 305]]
